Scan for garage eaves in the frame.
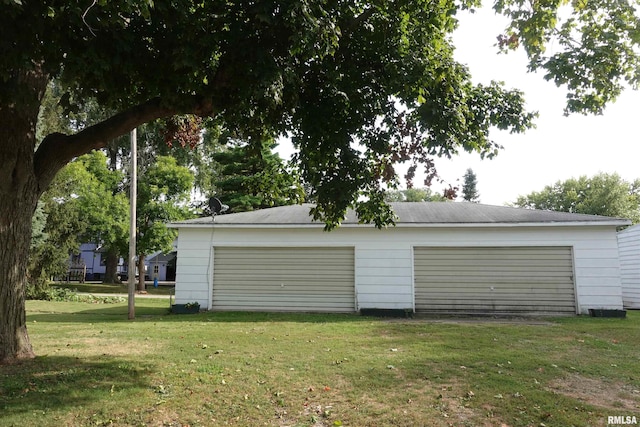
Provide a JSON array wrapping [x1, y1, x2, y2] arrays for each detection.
[[168, 202, 631, 229]]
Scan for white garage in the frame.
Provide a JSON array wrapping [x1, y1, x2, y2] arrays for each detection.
[[170, 203, 629, 315]]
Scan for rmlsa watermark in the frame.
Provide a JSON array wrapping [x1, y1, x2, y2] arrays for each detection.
[[608, 415, 638, 425]]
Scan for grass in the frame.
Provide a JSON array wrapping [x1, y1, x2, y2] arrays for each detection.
[[1, 302, 639, 427], [52, 281, 175, 296]]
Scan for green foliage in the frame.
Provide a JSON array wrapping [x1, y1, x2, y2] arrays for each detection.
[[462, 168, 480, 202], [25, 286, 125, 303], [137, 155, 194, 256], [28, 182, 86, 289], [384, 188, 447, 202], [64, 152, 130, 255], [29, 82, 131, 287], [28, 202, 53, 290], [495, 0, 640, 115], [2, 1, 541, 230], [158, 117, 226, 196], [30, 202, 48, 249], [211, 138, 305, 213], [514, 173, 640, 222]]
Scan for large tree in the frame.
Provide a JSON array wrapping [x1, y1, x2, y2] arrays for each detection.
[[1, 1, 637, 363], [514, 173, 640, 223]]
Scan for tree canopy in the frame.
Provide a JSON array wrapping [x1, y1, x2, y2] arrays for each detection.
[[384, 188, 447, 202], [514, 173, 640, 223], [2, 1, 538, 227], [496, 0, 640, 115], [2, 0, 639, 363]]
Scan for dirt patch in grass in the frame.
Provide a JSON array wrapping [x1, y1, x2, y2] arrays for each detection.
[[548, 373, 640, 410], [432, 381, 512, 427]]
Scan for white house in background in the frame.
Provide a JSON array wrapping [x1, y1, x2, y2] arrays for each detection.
[[70, 243, 121, 281], [618, 224, 640, 309], [146, 251, 177, 281], [70, 242, 176, 282], [169, 203, 630, 315]]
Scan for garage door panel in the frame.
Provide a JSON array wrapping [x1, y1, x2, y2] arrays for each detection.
[[414, 302, 577, 313], [213, 247, 355, 312], [416, 291, 576, 299], [419, 268, 573, 275], [414, 247, 576, 315], [217, 258, 354, 266], [421, 277, 573, 285], [215, 302, 355, 312], [215, 274, 352, 282], [416, 286, 576, 295], [214, 284, 355, 294], [416, 259, 574, 266]]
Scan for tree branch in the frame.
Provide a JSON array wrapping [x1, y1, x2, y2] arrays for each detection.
[[34, 95, 215, 193], [344, 6, 377, 33]]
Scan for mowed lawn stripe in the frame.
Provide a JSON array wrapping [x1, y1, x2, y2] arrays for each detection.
[[0, 300, 637, 427]]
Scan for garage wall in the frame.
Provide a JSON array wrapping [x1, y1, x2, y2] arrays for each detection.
[[174, 224, 624, 313], [203, 227, 415, 311], [618, 224, 640, 309], [173, 228, 214, 308], [410, 227, 623, 313]]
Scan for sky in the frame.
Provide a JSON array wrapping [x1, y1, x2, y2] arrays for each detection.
[[278, 6, 640, 206], [440, 7, 640, 205]]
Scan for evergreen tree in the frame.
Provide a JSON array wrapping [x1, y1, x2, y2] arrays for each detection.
[[462, 168, 480, 203], [211, 138, 305, 213]]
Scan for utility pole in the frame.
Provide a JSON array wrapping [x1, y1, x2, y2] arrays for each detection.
[[128, 128, 137, 320]]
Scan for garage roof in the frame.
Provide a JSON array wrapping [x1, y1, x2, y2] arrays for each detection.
[[171, 203, 630, 228]]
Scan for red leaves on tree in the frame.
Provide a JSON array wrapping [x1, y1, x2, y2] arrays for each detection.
[[162, 115, 202, 149]]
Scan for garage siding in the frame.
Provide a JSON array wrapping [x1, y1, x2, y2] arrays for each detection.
[[618, 225, 640, 308], [414, 247, 576, 315], [212, 247, 355, 312]]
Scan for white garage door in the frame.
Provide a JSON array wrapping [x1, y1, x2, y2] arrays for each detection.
[[212, 247, 355, 312], [414, 247, 576, 315]]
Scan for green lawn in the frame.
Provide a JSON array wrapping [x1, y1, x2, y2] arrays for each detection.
[[1, 301, 638, 427]]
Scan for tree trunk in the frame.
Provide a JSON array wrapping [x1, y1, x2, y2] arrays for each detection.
[[0, 194, 39, 364], [103, 250, 122, 284], [137, 255, 146, 292], [0, 69, 47, 364]]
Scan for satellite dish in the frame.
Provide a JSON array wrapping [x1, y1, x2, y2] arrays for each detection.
[[208, 197, 229, 215]]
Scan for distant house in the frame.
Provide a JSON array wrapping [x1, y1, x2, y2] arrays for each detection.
[[169, 203, 630, 315], [70, 243, 121, 282], [618, 224, 640, 309], [68, 242, 176, 282], [146, 251, 177, 281]]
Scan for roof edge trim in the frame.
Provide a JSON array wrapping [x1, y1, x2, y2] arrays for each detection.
[[168, 220, 630, 229]]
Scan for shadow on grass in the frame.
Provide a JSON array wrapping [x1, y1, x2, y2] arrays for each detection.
[[27, 305, 365, 324], [27, 303, 173, 323], [0, 355, 153, 419]]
